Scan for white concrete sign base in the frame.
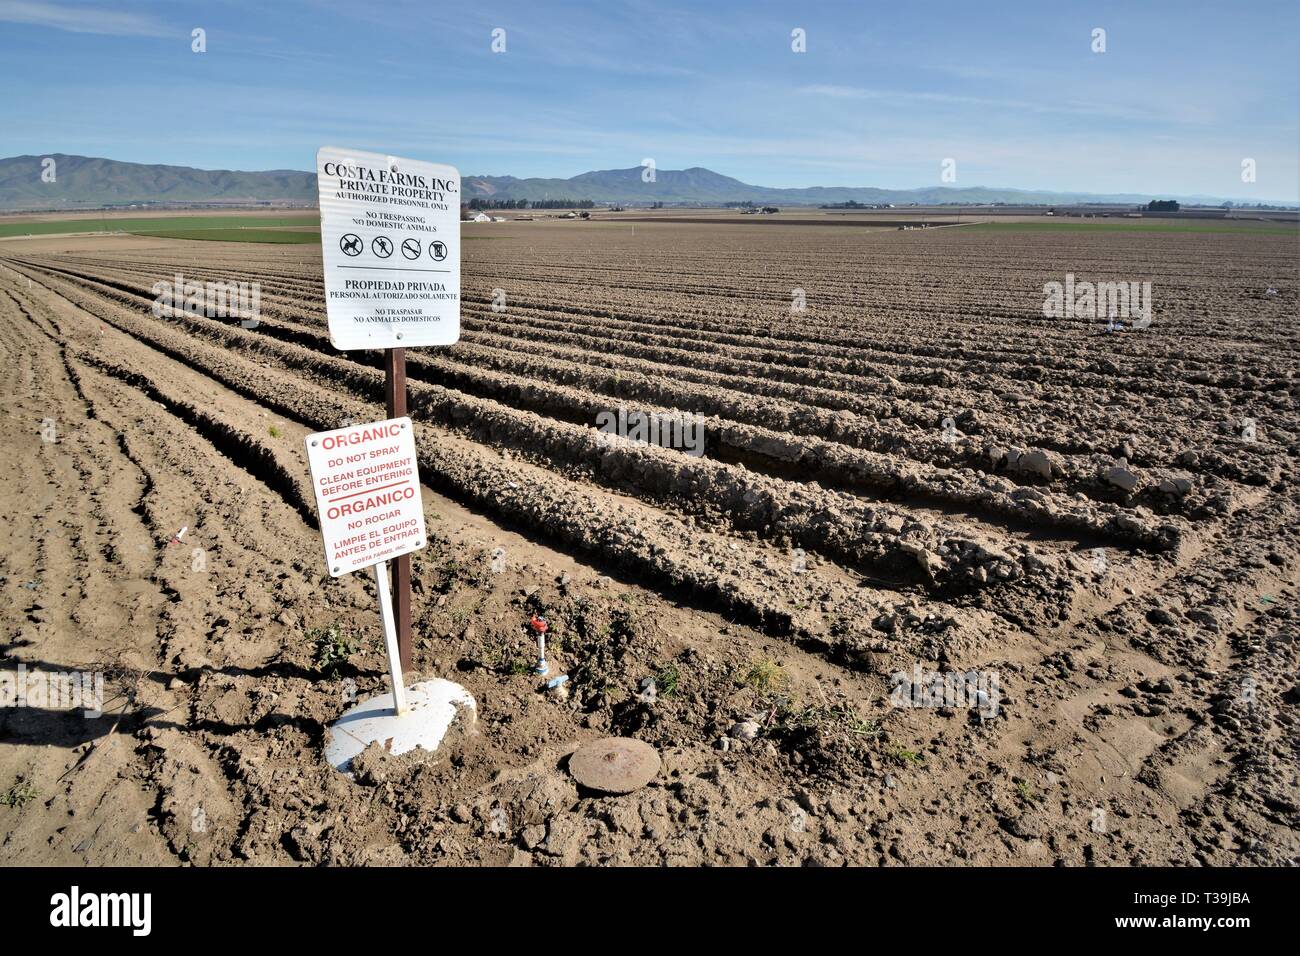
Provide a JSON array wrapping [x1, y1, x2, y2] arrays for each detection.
[[324, 678, 477, 772]]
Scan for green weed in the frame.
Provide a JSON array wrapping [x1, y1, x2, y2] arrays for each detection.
[[310, 623, 357, 677]]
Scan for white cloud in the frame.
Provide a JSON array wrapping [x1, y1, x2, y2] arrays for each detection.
[[0, 1, 172, 37], [799, 83, 1207, 125]]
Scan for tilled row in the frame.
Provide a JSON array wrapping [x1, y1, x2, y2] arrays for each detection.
[[36, 249, 1296, 403], [40, 250, 1297, 451], [6, 257, 1018, 661], [12, 256, 1239, 544], [450, 305, 1291, 480], [463, 227, 1298, 356], [13, 257, 1184, 566]]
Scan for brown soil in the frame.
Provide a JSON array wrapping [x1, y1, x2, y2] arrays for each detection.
[[0, 220, 1296, 866]]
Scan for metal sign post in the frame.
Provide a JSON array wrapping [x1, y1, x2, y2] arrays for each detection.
[[384, 348, 412, 671]]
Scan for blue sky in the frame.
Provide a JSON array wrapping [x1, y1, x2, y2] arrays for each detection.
[[2, 0, 1297, 199]]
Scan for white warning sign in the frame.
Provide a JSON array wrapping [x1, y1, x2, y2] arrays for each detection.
[[304, 417, 427, 576], [317, 146, 461, 350]]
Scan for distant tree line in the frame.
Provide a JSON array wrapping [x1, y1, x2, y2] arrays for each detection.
[[1145, 199, 1180, 212], [465, 197, 595, 210], [533, 199, 595, 209], [466, 198, 529, 209], [819, 200, 894, 209]]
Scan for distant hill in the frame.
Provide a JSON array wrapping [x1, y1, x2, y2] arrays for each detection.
[[464, 166, 768, 204], [0, 154, 316, 211], [462, 166, 1285, 207], [465, 165, 1088, 205], [1, 154, 1291, 211]]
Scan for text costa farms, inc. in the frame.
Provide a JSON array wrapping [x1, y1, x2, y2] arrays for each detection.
[[321, 161, 457, 202]]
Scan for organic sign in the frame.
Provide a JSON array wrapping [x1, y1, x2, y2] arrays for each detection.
[[304, 417, 426, 576]]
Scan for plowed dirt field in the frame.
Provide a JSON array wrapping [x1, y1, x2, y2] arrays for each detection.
[[1, 217, 1296, 865]]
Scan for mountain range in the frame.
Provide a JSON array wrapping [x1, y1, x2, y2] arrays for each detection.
[[0, 155, 316, 210], [464, 166, 1173, 206], [1, 154, 1290, 212]]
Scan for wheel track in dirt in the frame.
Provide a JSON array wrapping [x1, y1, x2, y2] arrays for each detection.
[[0, 287, 161, 649], [879, 481, 1299, 863], [0, 280, 184, 864], [1, 262, 399, 862]]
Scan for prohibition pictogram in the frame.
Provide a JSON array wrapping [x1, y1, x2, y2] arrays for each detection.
[[428, 240, 448, 261], [372, 235, 393, 258], [400, 238, 422, 260], [339, 233, 363, 256]]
